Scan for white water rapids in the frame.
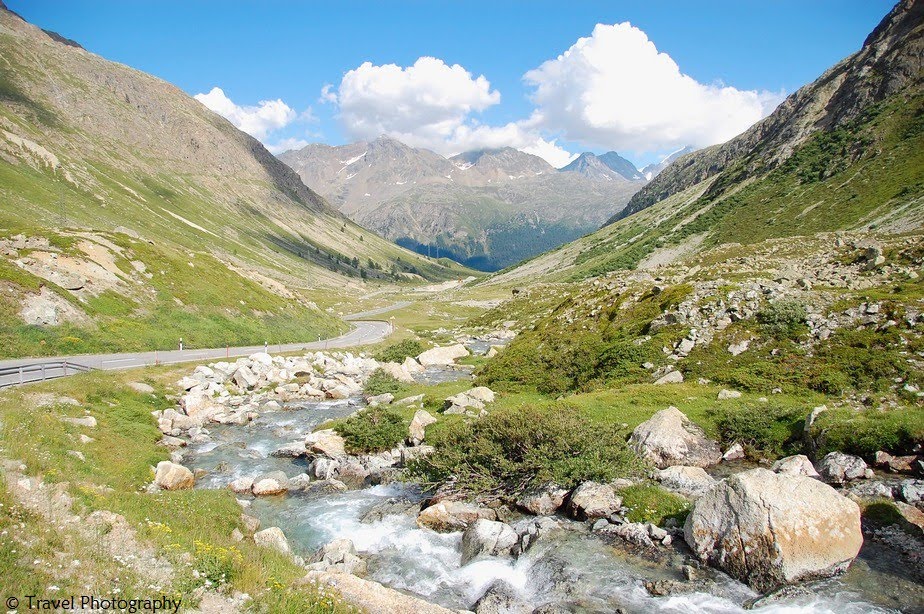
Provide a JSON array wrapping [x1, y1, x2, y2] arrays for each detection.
[[184, 394, 914, 612]]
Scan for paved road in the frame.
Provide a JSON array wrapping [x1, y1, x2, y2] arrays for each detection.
[[343, 301, 411, 321], [0, 308, 399, 388]]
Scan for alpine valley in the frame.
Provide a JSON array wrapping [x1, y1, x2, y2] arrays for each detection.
[[279, 138, 650, 270], [1, 2, 923, 614]]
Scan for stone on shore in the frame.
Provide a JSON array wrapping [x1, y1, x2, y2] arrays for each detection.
[[417, 501, 496, 532], [305, 429, 346, 458], [567, 482, 622, 520], [684, 468, 863, 593], [772, 455, 820, 478], [154, 461, 194, 490], [417, 344, 470, 366], [818, 452, 873, 484], [460, 519, 519, 564], [254, 527, 291, 555], [516, 482, 569, 516]]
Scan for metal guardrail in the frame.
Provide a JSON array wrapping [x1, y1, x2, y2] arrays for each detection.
[[0, 360, 94, 388]]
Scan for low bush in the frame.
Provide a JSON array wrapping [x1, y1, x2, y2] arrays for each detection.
[[363, 369, 407, 397], [475, 284, 692, 396], [374, 339, 425, 364], [812, 406, 924, 458], [406, 403, 646, 497], [335, 406, 408, 454], [713, 403, 804, 458], [757, 300, 807, 339]]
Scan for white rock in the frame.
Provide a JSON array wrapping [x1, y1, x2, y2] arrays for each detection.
[[772, 455, 820, 478], [684, 468, 862, 592], [154, 461, 194, 490], [629, 407, 722, 469], [254, 527, 291, 555], [127, 382, 155, 394], [408, 409, 437, 443], [516, 482, 569, 516], [727, 340, 751, 356], [460, 519, 518, 564], [657, 466, 716, 498], [722, 443, 745, 461], [417, 344, 470, 366], [818, 452, 873, 484], [305, 429, 346, 458], [567, 482, 622, 520], [654, 370, 684, 385]]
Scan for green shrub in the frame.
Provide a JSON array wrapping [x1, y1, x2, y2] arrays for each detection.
[[812, 406, 924, 458], [812, 328, 917, 393], [406, 403, 646, 497], [363, 369, 407, 397], [375, 339, 425, 364], [713, 403, 804, 458], [335, 406, 408, 454], [757, 300, 808, 339], [618, 483, 690, 525], [475, 284, 692, 396]]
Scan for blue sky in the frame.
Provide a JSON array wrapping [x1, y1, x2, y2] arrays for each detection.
[[10, 0, 894, 166]]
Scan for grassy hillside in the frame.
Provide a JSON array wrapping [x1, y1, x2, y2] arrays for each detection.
[[471, 233, 924, 462], [0, 8, 473, 358]]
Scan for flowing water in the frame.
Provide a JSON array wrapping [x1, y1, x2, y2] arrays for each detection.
[[184, 391, 920, 613]]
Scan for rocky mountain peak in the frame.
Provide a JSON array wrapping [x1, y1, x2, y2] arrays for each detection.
[[561, 151, 643, 182], [450, 147, 552, 175]]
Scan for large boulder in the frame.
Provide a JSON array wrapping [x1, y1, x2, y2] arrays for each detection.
[[772, 455, 820, 478], [657, 466, 717, 498], [516, 482, 569, 516], [252, 471, 290, 496], [628, 407, 721, 469], [305, 429, 346, 458], [567, 482, 622, 520], [402, 356, 425, 374], [417, 344, 470, 366], [417, 501, 496, 532], [460, 519, 519, 564], [303, 572, 456, 614], [817, 452, 873, 484], [408, 409, 437, 444], [684, 468, 863, 593], [232, 365, 260, 390], [154, 461, 194, 490], [474, 580, 532, 614], [379, 362, 414, 383], [254, 527, 291, 555]]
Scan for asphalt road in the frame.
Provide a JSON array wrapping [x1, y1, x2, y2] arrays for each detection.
[[0, 313, 396, 389]]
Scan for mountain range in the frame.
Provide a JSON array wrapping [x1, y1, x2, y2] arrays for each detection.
[[279, 139, 650, 270], [489, 0, 923, 285]]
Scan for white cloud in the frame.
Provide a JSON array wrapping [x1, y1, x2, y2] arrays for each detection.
[[195, 86, 299, 141], [523, 23, 783, 152], [322, 24, 781, 166], [333, 56, 500, 143], [265, 137, 311, 155], [327, 57, 576, 166]]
